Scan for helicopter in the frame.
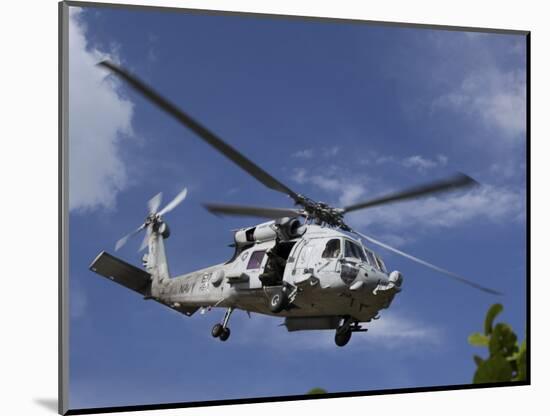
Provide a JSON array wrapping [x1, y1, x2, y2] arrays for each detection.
[[89, 60, 500, 347]]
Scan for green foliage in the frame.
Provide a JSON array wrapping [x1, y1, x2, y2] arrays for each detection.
[[473, 354, 513, 383], [489, 323, 518, 357], [307, 387, 328, 395], [468, 332, 489, 347], [473, 355, 484, 366], [484, 303, 504, 335], [469, 303, 526, 384], [515, 339, 527, 381]]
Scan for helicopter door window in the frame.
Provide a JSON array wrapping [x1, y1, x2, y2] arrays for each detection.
[[322, 239, 341, 258], [247, 250, 266, 270], [344, 240, 367, 262]]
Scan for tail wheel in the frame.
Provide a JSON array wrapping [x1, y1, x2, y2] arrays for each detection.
[[269, 288, 289, 313], [219, 327, 231, 341]]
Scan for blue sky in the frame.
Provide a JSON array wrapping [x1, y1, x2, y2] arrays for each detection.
[[68, 5, 527, 410]]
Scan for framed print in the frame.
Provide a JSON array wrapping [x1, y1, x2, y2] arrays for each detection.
[[59, 1, 529, 414]]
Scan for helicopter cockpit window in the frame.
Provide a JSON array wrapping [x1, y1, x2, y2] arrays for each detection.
[[375, 254, 388, 273], [364, 249, 378, 268], [344, 240, 367, 262], [247, 250, 266, 270], [322, 239, 341, 258]]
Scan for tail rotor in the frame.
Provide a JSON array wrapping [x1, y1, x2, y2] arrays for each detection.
[[148, 192, 163, 215], [158, 188, 188, 216], [114, 224, 145, 252], [114, 188, 188, 252]]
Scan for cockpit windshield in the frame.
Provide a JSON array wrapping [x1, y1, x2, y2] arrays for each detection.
[[344, 240, 367, 262], [375, 254, 388, 273], [364, 249, 378, 269]]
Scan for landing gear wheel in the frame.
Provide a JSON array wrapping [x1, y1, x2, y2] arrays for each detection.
[[211, 323, 223, 338], [269, 288, 289, 313], [335, 329, 352, 347], [219, 327, 231, 341]]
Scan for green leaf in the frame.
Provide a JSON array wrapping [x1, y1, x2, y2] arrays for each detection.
[[484, 303, 503, 335], [473, 354, 513, 384], [489, 323, 518, 358], [468, 332, 489, 347], [307, 388, 328, 395], [473, 355, 484, 367], [509, 336, 526, 361], [513, 339, 527, 381]]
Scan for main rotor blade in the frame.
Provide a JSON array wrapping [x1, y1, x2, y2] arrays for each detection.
[[98, 61, 301, 202], [203, 203, 304, 219], [148, 192, 163, 215], [351, 229, 502, 295], [158, 188, 188, 217], [343, 173, 478, 213], [115, 223, 145, 251]]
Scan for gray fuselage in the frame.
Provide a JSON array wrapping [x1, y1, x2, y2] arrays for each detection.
[[153, 225, 402, 323]]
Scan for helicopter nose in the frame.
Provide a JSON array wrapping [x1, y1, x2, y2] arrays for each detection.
[[347, 262, 375, 290], [389, 270, 403, 287]]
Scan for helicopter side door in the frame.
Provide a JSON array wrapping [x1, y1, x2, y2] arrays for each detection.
[[311, 237, 343, 287], [289, 238, 313, 277], [288, 237, 342, 287]]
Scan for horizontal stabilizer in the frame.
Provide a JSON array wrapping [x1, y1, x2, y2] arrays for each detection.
[[90, 251, 151, 295]]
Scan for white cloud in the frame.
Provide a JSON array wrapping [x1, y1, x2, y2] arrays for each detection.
[[374, 153, 448, 172], [69, 8, 135, 212], [291, 146, 340, 160], [402, 154, 448, 171], [291, 167, 524, 232], [147, 33, 159, 63], [437, 154, 449, 165], [322, 146, 340, 157], [364, 313, 443, 348], [402, 155, 434, 169], [230, 310, 443, 352], [310, 175, 342, 193], [291, 149, 314, 159], [291, 167, 367, 207], [348, 184, 525, 230], [70, 283, 88, 320], [338, 183, 366, 207], [489, 160, 526, 181], [291, 167, 307, 184], [369, 233, 411, 248], [434, 68, 526, 141], [375, 155, 396, 165]]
